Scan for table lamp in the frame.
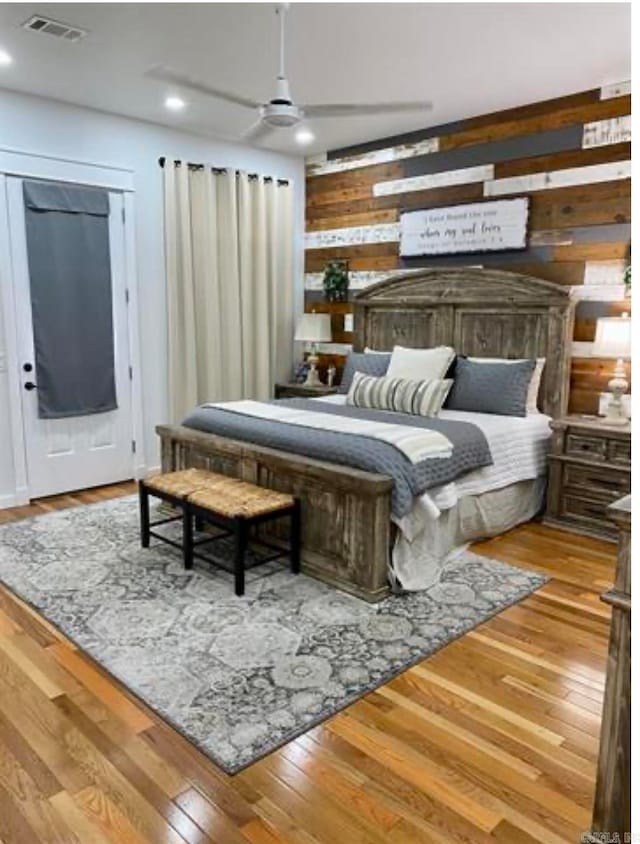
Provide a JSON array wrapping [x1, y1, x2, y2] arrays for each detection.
[[294, 312, 331, 386], [593, 312, 631, 425]]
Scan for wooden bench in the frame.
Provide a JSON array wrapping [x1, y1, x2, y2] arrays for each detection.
[[138, 469, 301, 596]]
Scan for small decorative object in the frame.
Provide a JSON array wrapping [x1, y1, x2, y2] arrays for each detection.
[[327, 365, 336, 387], [294, 312, 332, 387], [593, 312, 631, 425], [293, 361, 309, 384], [623, 264, 631, 296], [400, 197, 529, 257], [323, 260, 349, 302]]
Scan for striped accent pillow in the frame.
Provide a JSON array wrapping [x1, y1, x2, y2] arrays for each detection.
[[347, 372, 453, 418]]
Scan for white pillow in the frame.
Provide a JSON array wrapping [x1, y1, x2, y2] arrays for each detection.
[[468, 357, 545, 413], [364, 347, 390, 354], [387, 345, 455, 382]]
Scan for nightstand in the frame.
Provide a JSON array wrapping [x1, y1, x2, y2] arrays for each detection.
[[274, 382, 338, 400], [544, 415, 631, 541]]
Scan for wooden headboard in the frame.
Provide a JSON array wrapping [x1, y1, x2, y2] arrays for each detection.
[[353, 268, 575, 419]]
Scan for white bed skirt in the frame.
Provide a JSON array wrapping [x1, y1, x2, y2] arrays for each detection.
[[390, 477, 546, 591]]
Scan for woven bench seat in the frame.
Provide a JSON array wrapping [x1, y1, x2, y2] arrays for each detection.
[[187, 480, 294, 519], [138, 469, 300, 596], [143, 468, 216, 498]]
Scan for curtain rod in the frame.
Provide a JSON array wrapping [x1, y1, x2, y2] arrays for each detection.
[[157, 157, 289, 186]]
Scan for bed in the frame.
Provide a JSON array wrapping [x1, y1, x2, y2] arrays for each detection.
[[157, 268, 575, 602]]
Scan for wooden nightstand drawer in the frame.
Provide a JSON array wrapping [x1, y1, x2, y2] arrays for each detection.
[[547, 415, 630, 541], [565, 432, 607, 461], [560, 494, 616, 535], [608, 438, 631, 466], [563, 463, 630, 499]]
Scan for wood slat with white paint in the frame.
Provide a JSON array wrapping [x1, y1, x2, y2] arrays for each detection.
[[305, 222, 400, 250], [304, 268, 423, 291], [484, 161, 630, 197], [583, 260, 627, 287], [306, 137, 440, 177], [373, 164, 494, 197], [571, 286, 627, 302], [582, 116, 632, 148], [600, 81, 631, 100]]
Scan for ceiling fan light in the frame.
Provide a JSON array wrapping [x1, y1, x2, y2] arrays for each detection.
[[295, 128, 314, 145], [261, 102, 301, 127], [165, 95, 186, 111]]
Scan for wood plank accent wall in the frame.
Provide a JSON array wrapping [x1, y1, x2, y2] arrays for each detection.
[[304, 84, 631, 415]]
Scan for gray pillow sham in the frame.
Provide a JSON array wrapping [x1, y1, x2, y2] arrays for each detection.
[[338, 352, 392, 394], [446, 357, 537, 417]]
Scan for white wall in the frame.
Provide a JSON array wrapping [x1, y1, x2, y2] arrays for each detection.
[[0, 88, 305, 504]]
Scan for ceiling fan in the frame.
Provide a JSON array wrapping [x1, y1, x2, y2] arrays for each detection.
[[148, 3, 432, 143]]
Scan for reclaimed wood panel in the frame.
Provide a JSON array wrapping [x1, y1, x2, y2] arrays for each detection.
[[0, 483, 616, 844], [305, 85, 632, 414], [438, 96, 630, 151]]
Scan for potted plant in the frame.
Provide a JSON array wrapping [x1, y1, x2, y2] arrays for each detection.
[[323, 260, 349, 302]]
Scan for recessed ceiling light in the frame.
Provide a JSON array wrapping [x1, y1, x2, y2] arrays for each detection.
[[165, 95, 186, 111], [295, 128, 314, 145], [0, 49, 13, 66]]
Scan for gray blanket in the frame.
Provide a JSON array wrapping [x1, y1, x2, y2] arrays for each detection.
[[182, 399, 493, 517]]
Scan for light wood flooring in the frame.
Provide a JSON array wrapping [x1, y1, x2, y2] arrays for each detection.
[[0, 482, 614, 843]]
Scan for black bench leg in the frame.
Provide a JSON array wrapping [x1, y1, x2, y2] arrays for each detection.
[[290, 499, 301, 575], [234, 517, 248, 596], [195, 516, 204, 532], [139, 483, 150, 548], [183, 507, 194, 570]]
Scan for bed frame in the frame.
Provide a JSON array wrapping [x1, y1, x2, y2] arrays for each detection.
[[157, 268, 575, 602]]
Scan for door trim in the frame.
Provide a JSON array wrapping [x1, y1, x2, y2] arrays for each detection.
[[0, 174, 29, 505], [0, 151, 144, 505]]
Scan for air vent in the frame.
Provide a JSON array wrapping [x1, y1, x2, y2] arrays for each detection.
[[22, 15, 87, 42]]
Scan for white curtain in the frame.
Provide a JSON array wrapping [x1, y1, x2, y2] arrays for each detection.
[[163, 162, 294, 422]]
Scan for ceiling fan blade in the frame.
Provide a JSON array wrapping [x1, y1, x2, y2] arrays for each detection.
[[147, 66, 260, 110], [242, 120, 276, 144], [302, 101, 432, 118]]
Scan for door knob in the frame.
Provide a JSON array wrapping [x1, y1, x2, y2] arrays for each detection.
[[24, 381, 38, 391]]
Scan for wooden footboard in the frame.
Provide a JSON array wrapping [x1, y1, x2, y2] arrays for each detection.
[[156, 425, 394, 602]]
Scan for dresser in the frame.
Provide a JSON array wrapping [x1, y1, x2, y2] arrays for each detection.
[[545, 415, 631, 541], [274, 382, 338, 399], [585, 495, 631, 842]]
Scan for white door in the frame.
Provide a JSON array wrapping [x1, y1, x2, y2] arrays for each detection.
[[7, 177, 134, 499]]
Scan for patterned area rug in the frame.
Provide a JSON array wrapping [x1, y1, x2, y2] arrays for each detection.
[[0, 496, 546, 773]]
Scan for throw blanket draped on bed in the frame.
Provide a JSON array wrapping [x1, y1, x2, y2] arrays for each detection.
[[182, 398, 493, 517], [203, 400, 453, 463]]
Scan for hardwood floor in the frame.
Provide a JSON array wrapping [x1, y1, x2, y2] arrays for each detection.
[[0, 483, 614, 843]]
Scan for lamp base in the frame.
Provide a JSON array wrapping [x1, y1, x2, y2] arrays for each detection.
[[602, 359, 629, 426], [303, 354, 322, 387]]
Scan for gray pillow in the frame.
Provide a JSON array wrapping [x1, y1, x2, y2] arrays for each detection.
[[446, 358, 536, 417], [338, 352, 391, 394]]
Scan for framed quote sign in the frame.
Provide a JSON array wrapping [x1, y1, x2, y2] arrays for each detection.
[[400, 197, 529, 257]]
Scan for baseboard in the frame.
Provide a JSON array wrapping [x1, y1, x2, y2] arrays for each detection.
[[141, 464, 161, 479], [0, 493, 17, 510], [133, 463, 161, 481], [0, 486, 30, 510]]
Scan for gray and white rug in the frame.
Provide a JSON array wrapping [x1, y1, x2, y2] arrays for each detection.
[[0, 496, 546, 773]]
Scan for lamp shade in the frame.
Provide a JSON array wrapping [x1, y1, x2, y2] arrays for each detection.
[[294, 312, 332, 343], [593, 313, 631, 359]]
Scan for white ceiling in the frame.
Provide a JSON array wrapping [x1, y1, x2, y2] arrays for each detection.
[[0, 3, 631, 156]]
